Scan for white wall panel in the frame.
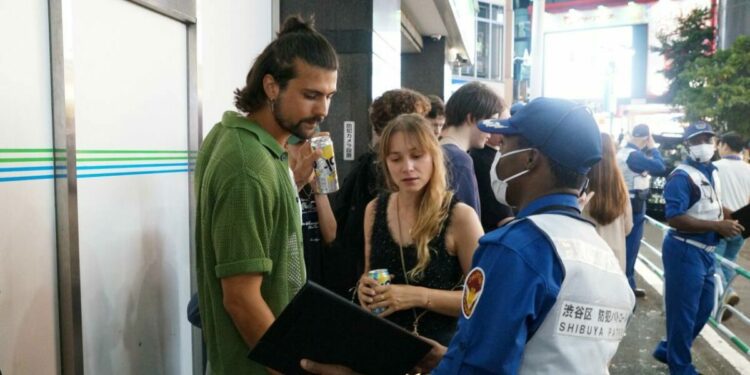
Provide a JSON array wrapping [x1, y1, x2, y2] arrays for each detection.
[[74, 0, 188, 150], [199, 0, 273, 137], [77, 174, 190, 374], [0, 1, 60, 374], [0, 1, 54, 148], [73, 0, 191, 373]]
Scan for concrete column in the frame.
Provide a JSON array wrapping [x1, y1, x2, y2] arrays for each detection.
[[529, 0, 545, 99], [280, 0, 401, 179], [401, 36, 447, 98], [503, 0, 514, 103]]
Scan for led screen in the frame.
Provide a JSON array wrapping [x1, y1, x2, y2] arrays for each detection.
[[544, 26, 634, 101]]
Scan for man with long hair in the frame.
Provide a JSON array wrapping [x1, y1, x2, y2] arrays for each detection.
[[194, 16, 338, 374]]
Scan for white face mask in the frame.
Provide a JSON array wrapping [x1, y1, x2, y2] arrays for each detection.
[[490, 148, 533, 206], [689, 143, 715, 163]]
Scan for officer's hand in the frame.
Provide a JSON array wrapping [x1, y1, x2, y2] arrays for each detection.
[[357, 273, 380, 309], [714, 220, 744, 238], [647, 135, 656, 150], [413, 336, 447, 374], [300, 359, 361, 375]]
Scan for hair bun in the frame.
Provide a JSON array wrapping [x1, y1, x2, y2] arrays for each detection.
[[279, 15, 316, 36]]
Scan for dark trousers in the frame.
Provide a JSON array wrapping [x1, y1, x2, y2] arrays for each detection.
[[625, 197, 646, 289], [653, 235, 715, 375]]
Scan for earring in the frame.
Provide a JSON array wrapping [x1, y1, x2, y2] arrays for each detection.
[[269, 99, 275, 113]]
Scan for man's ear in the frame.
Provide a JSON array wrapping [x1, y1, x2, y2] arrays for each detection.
[[465, 113, 474, 126], [263, 74, 279, 101], [527, 149, 539, 169]]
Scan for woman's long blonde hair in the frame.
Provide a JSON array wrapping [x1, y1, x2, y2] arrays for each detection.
[[377, 113, 453, 280], [587, 133, 629, 225]]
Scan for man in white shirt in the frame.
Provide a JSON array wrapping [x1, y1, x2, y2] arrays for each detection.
[[714, 131, 750, 309]]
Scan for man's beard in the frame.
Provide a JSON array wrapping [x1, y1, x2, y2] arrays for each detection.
[[273, 96, 323, 140]]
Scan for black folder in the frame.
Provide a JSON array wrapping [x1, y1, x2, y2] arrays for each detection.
[[731, 203, 750, 239], [247, 281, 433, 375]]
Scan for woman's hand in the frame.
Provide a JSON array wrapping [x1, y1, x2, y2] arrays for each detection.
[[369, 284, 426, 318], [357, 273, 379, 309]]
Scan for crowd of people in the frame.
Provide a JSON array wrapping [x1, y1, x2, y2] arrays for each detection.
[[193, 15, 750, 375]]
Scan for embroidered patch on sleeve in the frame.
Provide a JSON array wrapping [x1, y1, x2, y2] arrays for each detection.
[[462, 267, 485, 319]]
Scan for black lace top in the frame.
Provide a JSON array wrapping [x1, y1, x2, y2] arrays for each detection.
[[369, 193, 462, 345]]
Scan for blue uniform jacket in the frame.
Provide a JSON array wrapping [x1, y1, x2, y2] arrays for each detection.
[[663, 158, 720, 245], [625, 143, 666, 177], [434, 194, 584, 374]]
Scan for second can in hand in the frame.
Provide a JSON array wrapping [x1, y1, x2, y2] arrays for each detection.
[[368, 268, 391, 315]]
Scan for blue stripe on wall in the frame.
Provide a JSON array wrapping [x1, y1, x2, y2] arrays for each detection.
[[0, 169, 193, 183], [0, 174, 61, 182], [0, 162, 192, 173], [77, 169, 191, 179], [78, 163, 191, 171], [0, 166, 66, 173]]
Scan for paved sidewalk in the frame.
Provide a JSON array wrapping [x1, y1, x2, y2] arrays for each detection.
[[608, 220, 750, 375], [609, 273, 740, 374]]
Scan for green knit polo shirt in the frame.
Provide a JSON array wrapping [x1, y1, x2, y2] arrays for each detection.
[[195, 111, 305, 374]]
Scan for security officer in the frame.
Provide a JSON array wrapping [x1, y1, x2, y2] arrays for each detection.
[[300, 98, 636, 375], [652, 122, 744, 375], [617, 124, 666, 297]]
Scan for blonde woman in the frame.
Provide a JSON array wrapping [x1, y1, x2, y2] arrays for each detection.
[[357, 114, 483, 345], [583, 133, 633, 271]]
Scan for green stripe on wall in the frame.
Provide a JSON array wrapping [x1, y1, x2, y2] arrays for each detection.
[[77, 156, 195, 162], [77, 149, 197, 154], [0, 156, 196, 163], [0, 148, 198, 164], [0, 148, 65, 153], [0, 157, 63, 163], [0, 148, 197, 154]]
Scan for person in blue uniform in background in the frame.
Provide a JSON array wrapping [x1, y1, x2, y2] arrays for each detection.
[[301, 98, 636, 374], [652, 122, 744, 375], [616, 124, 666, 297]]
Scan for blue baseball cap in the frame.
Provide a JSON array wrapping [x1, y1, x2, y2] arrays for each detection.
[[632, 124, 650, 137], [509, 102, 525, 116], [683, 121, 715, 141], [478, 97, 602, 174]]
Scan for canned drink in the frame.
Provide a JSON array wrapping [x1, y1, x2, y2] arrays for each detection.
[[310, 135, 339, 194], [368, 269, 391, 315]]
